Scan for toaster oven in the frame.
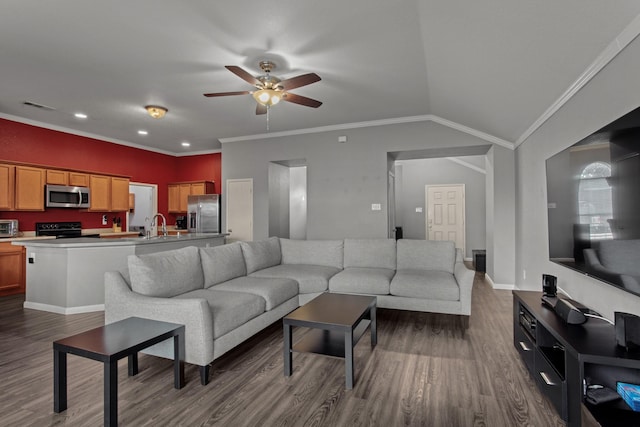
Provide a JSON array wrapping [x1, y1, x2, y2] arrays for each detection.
[[0, 219, 19, 238]]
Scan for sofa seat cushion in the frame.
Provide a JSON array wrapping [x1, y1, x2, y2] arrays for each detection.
[[250, 264, 340, 293], [174, 289, 265, 339], [210, 276, 298, 310], [240, 237, 282, 274], [329, 267, 394, 295], [128, 246, 204, 298], [200, 243, 246, 287], [390, 269, 459, 301]]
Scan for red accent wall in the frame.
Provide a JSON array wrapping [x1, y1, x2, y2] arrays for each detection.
[[0, 118, 221, 231]]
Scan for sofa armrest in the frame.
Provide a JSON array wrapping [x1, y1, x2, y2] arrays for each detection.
[[105, 271, 214, 366], [454, 253, 474, 316]]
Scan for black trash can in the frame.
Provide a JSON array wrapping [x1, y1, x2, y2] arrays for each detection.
[[472, 249, 486, 273], [394, 227, 403, 240]]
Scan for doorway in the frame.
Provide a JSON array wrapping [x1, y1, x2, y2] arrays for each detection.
[[128, 183, 157, 233], [226, 178, 253, 242], [425, 184, 466, 254], [268, 160, 307, 240]]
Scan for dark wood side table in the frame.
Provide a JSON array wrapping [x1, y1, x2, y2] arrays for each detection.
[[53, 317, 185, 427], [283, 293, 377, 389]]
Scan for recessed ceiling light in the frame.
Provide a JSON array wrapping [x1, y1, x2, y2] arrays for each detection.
[[74, 112, 88, 119], [181, 141, 191, 147], [138, 130, 148, 135]]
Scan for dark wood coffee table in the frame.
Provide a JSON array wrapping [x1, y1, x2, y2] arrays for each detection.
[[53, 317, 185, 427], [283, 293, 376, 389]]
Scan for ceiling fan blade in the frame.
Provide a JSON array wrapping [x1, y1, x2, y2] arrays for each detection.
[[282, 92, 323, 108], [256, 103, 267, 115], [278, 73, 321, 90], [203, 91, 251, 97], [225, 65, 260, 86]]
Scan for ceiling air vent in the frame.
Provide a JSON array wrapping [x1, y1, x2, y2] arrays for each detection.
[[23, 101, 56, 111]]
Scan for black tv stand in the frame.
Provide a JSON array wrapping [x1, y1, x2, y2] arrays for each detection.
[[513, 290, 640, 426]]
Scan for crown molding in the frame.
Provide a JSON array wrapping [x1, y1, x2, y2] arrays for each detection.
[[445, 157, 487, 174], [219, 114, 515, 149], [0, 113, 220, 157], [515, 13, 640, 148]]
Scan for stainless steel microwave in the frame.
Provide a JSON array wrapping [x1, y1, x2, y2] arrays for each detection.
[[45, 185, 91, 208], [0, 219, 19, 238]]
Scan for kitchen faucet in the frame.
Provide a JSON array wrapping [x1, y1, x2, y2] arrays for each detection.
[[151, 213, 167, 237]]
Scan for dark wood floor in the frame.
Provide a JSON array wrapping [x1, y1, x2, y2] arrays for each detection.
[[0, 273, 564, 426]]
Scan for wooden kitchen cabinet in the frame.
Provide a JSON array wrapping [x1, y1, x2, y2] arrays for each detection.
[[89, 175, 111, 211], [0, 164, 15, 211], [110, 177, 130, 211], [168, 184, 180, 212], [0, 242, 25, 296], [168, 181, 215, 213], [15, 166, 45, 211], [68, 172, 89, 187], [89, 175, 130, 212], [46, 169, 69, 185]]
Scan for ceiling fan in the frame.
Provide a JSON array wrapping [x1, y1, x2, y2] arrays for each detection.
[[204, 61, 322, 115]]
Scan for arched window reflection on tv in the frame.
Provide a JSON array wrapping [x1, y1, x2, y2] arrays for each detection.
[[546, 105, 640, 298], [578, 161, 612, 241]]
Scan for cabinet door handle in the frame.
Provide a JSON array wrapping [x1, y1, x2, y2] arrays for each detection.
[[519, 341, 532, 351], [539, 371, 557, 386]]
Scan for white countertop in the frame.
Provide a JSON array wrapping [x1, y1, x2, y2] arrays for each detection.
[[12, 233, 227, 248]]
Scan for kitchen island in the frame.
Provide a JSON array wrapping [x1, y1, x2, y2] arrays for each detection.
[[13, 234, 226, 314]]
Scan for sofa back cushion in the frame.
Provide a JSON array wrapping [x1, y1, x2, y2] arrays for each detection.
[[396, 239, 455, 274], [128, 246, 204, 297], [598, 239, 640, 276], [280, 238, 344, 269], [240, 237, 282, 274], [200, 243, 247, 287], [344, 239, 396, 270]]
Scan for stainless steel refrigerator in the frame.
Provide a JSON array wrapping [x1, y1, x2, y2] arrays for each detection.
[[187, 194, 220, 233]]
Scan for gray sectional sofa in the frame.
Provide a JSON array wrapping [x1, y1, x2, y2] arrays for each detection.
[[105, 237, 474, 384]]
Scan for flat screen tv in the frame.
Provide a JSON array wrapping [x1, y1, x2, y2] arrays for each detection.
[[546, 106, 640, 298]]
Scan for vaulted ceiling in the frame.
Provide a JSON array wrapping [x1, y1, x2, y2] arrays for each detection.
[[1, 1, 639, 154]]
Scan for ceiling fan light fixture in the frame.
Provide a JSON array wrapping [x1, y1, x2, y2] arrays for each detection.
[[253, 89, 281, 107], [145, 105, 168, 119]]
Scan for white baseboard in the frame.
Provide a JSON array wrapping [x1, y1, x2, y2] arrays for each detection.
[[484, 274, 515, 290], [23, 301, 104, 314]]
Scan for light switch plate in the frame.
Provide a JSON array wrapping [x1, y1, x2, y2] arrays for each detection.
[[416, 207, 423, 213], [371, 203, 381, 211]]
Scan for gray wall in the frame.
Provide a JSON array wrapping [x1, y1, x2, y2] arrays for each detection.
[[289, 166, 307, 239], [515, 33, 640, 318], [268, 162, 290, 238], [222, 119, 517, 285], [394, 156, 486, 259]]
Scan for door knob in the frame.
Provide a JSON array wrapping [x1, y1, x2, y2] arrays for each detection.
[[228, 229, 232, 233]]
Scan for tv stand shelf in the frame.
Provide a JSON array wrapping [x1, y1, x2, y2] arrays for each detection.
[[513, 291, 640, 427]]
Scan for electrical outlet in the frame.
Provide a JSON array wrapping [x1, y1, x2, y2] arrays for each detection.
[[371, 203, 381, 211], [102, 215, 108, 225], [29, 252, 35, 264], [523, 269, 527, 280]]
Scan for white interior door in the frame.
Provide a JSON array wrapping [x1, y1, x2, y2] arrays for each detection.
[[226, 179, 253, 242], [426, 184, 465, 254]]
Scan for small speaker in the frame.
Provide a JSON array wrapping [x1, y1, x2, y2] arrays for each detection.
[[555, 298, 586, 324], [542, 274, 557, 297], [615, 312, 640, 350]]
